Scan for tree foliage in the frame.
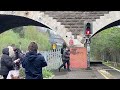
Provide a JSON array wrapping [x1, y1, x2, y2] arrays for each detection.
[[0, 26, 51, 55], [12, 26, 24, 38], [90, 27, 120, 62]]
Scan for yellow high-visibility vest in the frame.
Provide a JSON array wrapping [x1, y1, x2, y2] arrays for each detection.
[[52, 43, 57, 49]]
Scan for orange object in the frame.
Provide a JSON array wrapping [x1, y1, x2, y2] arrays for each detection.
[[70, 47, 87, 69]]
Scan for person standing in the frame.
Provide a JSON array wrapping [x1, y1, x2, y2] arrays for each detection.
[[0, 48, 18, 79], [61, 42, 67, 69], [13, 47, 25, 70], [59, 47, 71, 72], [7, 45, 23, 70], [21, 42, 47, 79]]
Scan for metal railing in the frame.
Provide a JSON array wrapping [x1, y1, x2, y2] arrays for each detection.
[[24, 48, 62, 70], [40, 48, 62, 70]]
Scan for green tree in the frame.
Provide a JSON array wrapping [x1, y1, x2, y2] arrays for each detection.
[[90, 27, 120, 63], [12, 26, 24, 38]]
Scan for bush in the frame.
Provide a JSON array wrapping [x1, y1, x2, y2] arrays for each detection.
[[42, 69, 54, 78]]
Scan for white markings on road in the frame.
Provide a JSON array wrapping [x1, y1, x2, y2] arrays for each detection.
[[98, 70, 117, 79]]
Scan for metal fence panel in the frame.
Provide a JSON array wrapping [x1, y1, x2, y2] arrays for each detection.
[[40, 48, 62, 70]]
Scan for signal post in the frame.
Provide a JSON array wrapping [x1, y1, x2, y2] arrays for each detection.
[[84, 22, 92, 69]]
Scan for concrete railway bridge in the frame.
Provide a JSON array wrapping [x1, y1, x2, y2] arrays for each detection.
[[0, 11, 120, 46]]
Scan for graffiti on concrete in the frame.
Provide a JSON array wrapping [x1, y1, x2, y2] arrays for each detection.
[[70, 48, 79, 55], [70, 48, 84, 55]]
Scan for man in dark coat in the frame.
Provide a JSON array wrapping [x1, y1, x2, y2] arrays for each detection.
[[22, 42, 47, 79], [13, 48, 25, 70], [61, 42, 67, 69], [0, 48, 15, 79], [59, 47, 71, 72]]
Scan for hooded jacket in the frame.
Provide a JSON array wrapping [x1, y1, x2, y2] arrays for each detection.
[[0, 48, 14, 75], [63, 49, 70, 61], [22, 51, 47, 79]]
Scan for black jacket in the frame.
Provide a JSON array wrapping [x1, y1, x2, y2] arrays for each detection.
[[63, 49, 70, 61], [14, 48, 24, 60], [13, 48, 25, 70], [22, 51, 47, 79], [0, 48, 14, 75]]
